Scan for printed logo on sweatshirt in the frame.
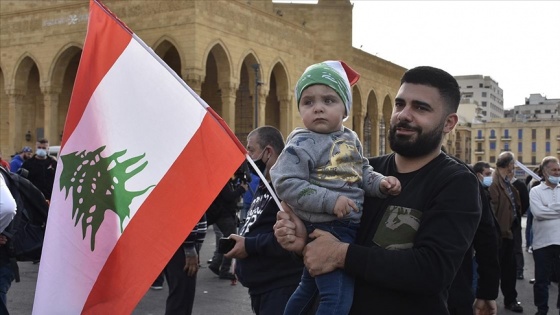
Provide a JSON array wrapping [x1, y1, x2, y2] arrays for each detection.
[[373, 205, 421, 250]]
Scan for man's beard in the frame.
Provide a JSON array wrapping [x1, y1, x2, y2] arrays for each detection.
[[388, 120, 444, 157]]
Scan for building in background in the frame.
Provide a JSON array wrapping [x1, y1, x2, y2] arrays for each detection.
[[470, 119, 560, 170], [455, 75, 504, 122], [505, 93, 560, 121], [0, 0, 405, 158]]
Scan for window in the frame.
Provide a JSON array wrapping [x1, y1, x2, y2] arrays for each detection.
[[477, 130, 482, 139], [545, 110, 551, 114], [518, 142, 522, 152], [477, 143, 482, 151], [504, 129, 509, 138], [482, 92, 487, 97], [535, 110, 541, 114], [477, 156, 482, 162], [532, 142, 536, 152], [466, 85, 472, 88], [490, 130, 496, 139], [504, 143, 509, 151], [546, 129, 550, 139], [518, 129, 523, 139], [479, 83, 483, 88], [532, 129, 536, 140], [490, 142, 496, 150], [532, 156, 537, 165], [482, 101, 487, 107], [546, 142, 551, 152], [518, 156, 523, 164], [490, 156, 496, 163]]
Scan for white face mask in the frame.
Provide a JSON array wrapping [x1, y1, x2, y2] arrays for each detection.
[[548, 175, 560, 186], [482, 176, 493, 187]]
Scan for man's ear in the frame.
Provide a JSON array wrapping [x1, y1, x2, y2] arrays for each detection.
[[443, 113, 458, 133]]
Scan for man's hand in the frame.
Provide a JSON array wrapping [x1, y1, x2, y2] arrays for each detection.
[[183, 247, 199, 277], [304, 229, 348, 277], [274, 202, 307, 255], [0, 234, 7, 246], [380, 176, 401, 196], [333, 196, 358, 218], [224, 234, 248, 259], [473, 299, 497, 315]]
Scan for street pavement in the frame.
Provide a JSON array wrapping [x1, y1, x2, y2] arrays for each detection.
[[6, 220, 558, 314]]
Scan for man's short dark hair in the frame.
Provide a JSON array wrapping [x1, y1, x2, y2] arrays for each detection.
[[37, 138, 49, 144], [248, 126, 284, 154], [473, 161, 491, 174], [400, 66, 461, 113]]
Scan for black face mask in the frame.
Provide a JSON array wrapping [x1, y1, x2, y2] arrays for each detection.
[[249, 149, 268, 175]]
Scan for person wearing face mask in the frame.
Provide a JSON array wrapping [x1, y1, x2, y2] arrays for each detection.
[[488, 151, 524, 313], [529, 156, 560, 315], [224, 126, 304, 315], [21, 138, 57, 201]]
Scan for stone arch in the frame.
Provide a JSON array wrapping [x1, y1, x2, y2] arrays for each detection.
[[235, 52, 261, 145], [49, 44, 83, 144], [200, 41, 233, 121], [13, 55, 42, 147], [381, 94, 393, 154], [153, 37, 183, 77], [351, 84, 364, 149], [364, 89, 379, 157], [265, 60, 290, 134], [12, 54, 41, 92]]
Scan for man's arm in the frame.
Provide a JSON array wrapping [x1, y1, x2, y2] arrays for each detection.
[[530, 187, 560, 220], [473, 189, 500, 300]]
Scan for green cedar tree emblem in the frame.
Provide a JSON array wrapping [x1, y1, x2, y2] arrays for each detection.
[[59, 146, 155, 251]]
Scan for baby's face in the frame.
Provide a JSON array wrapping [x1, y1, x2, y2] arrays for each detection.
[[298, 85, 345, 134]]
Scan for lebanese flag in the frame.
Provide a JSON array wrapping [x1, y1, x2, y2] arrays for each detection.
[[32, 0, 246, 313]]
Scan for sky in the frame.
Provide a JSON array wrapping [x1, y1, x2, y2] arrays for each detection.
[[351, 1, 560, 109], [277, 1, 560, 110]]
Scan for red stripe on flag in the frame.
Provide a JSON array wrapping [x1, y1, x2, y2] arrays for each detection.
[[82, 113, 245, 314], [62, 0, 131, 146]]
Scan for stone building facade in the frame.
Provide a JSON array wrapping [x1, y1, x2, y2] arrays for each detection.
[[0, 0, 406, 158]]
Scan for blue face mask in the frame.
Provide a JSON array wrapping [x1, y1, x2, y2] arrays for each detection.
[[548, 175, 560, 186], [36, 149, 47, 157], [482, 176, 493, 187]]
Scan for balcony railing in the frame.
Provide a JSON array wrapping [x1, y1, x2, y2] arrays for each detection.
[[475, 137, 485, 142], [475, 150, 485, 155], [501, 136, 512, 141]]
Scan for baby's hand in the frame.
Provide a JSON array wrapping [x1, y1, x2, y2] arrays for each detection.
[[380, 176, 401, 196], [333, 196, 359, 218]]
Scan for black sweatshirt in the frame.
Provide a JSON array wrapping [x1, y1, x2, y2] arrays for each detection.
[[346, 153, 481, 315], [235, 182, 304, 295]]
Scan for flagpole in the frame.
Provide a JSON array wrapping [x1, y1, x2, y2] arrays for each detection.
[[245, 154, 283, 211]]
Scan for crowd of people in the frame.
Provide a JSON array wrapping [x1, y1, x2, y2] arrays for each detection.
[[1, 63, 559, 315]]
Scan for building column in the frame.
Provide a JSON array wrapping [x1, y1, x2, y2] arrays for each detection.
[[352, 113, 364, 143], [42, 86, 61, 144], [184, 70, 204, 95], [219, 82, 237, 131], [7, 89, 26, 154], [278, 95, 292, 137], [256, 88, 268, 128]]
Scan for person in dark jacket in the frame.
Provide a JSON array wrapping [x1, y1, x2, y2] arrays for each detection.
[[511, 175, 529, 279], [162, 215, 207, 315], [275, 66, 482, 314], [21, 139, 57, 201], [225, 126, 304, 315], [207, 175, 247, 280], [447, 161, 500, 315]]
